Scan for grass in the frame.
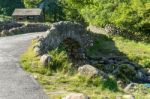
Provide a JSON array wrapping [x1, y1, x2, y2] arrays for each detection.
[[20, 35, 150, 99], [32, 73, 121, 99], [86, 34, 150, 68], [20, 40, 121, 99], [113, 36, 150, 68]]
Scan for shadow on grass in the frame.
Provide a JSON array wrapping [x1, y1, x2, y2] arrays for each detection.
[[84, 31, 150, 87], [118, 30, 150, 43]]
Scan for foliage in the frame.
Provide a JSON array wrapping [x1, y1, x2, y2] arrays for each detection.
[[0, 0, 24, 15], [22, 0, 150, 34], [23, 0, 86, 24], [44, 0, 65, 22], [47, 47, 72, 73], [63, 0, 150, 33], [21, 40, 72, 75], [0, 0, 149, 34], [23, 0, 43, 8], [20, 40, 49, 75], [113, 36, 150, 68]]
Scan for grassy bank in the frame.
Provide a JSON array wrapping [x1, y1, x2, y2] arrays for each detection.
[[20, 35, 150, 99]]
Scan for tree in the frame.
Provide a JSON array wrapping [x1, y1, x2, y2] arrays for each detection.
[[0, 0, 24, 15], [23, 0, 43, 8]]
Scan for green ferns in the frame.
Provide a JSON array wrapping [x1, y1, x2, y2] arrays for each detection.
[[47, 48, 72, 73]]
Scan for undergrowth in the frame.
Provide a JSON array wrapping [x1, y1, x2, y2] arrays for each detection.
[[20, 40, 121, 99]]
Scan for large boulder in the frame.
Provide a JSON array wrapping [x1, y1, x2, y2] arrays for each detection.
[[63, 93, 89, 99], [78, 64, 99, 78], [40, 54, 51, 66]]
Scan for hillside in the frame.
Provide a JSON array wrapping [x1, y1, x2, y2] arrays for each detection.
[[20, 21, 150, 99], [0, 0, 150, 99]]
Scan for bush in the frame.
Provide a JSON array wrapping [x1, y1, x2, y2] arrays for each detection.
[[64, 0, 150, 35], [48, 47, 72, 73]]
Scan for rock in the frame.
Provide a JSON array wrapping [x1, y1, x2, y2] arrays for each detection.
[[78, 64, 99, 78], [33, 46, 42, 56], [122, 95, 135, 99], [63, 93, 89, 99], [123, 83, 136, 93], [104, 24, 121, 35], [117, 80, 124, 88], [136, 71, 145, 80], [113, 64, 137, 80], [40, 54, 51, 66]]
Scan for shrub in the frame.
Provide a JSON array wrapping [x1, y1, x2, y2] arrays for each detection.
[[48, 47, 72, 73]]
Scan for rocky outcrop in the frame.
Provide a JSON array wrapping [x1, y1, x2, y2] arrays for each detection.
[[88, 55, 150, 83]]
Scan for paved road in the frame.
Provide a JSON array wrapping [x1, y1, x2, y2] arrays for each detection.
[[0, 33, 49, 99]]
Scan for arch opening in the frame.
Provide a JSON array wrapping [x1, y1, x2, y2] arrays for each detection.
[[60, 37, 82, 61]]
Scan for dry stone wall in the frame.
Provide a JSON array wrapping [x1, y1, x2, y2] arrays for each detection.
[[0, 21, 23, 32], [0, 22, 50, 37]]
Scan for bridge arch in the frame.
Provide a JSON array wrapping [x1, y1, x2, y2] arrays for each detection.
[[39, 21, 92, 54]]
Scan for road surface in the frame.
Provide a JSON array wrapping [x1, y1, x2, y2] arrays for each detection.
[[0, 33, 49, 99]]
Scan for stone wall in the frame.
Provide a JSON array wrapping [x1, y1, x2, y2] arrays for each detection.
[[0, 22, 50, 37], [35, 21, 93, 55], [104, 24, 121, 35], [0, 21, 23, 32]]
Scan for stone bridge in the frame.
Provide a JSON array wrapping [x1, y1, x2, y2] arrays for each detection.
[[36, 21, 93, 55]]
